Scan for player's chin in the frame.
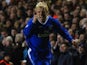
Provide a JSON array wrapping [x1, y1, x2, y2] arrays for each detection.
[[39, 18, 44, 20], [38, 17, 46, 21]]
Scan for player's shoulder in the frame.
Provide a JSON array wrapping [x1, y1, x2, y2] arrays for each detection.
[[26, 17, 34, 24], [48, 16, 59, 23], [28, 17, 33, 22], [48, 15, 54, 20]]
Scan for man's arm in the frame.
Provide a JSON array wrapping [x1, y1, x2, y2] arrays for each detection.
[[53, 19, 73, 43]]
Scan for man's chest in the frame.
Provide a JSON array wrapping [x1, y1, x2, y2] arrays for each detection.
[[35, 24, 55, 37]]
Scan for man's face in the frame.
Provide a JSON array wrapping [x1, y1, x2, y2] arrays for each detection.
[[78, 46, 84, 54], [4, 56, 10, 62], [35, 7, 47, 23], [59, 44, 68, 52], [79, 34, 84, 41]]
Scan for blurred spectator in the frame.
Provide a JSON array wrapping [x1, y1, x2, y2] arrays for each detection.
[[0, 53, 11, 65], [1, 36, 13, 60], [4, 19, 12, 35], [11, 33, 24, 65], [50, 40, 59, 65], [1, 29, 8, 40], [1, 1, 7, 11], [58, 42, 73, 65], [77, 43, 87, 65], [72, 9, 80, 18], [13, 21, 20, 32], [56, 34, 64, 46], [9, 62, 14, 65], [11, 28, 17, 44], [21, 60, 27, 65], [2, 36, 13, 47], [79, 0, 87, 9], [80, 8, 86, 19], [49, 33, 57, 42], [26, 8, 33, 18], [79, 34, 86, 43]]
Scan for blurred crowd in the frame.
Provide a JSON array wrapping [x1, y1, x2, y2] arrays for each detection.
[[0, 0, 87, 65]]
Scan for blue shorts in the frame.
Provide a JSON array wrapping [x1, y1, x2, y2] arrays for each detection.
[[28, 48, 51, 65]]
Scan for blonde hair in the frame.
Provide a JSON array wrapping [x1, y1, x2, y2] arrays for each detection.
[[6, 36, 13, 43], [35, 2, 49, 14]]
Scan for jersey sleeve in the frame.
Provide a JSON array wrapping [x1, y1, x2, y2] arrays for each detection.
[[53, 19, 73, 43]]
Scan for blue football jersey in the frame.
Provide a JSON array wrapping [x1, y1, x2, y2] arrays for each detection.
[[23, 16, 73, 59]]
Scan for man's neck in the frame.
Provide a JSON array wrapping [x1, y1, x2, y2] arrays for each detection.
[[38, 16, 49, 25]]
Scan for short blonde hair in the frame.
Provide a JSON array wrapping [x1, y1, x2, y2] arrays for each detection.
[[35, 2, 49, 14]]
